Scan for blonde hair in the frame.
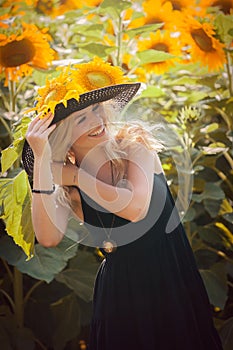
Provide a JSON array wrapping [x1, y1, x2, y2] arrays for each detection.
[[49, 101, 164, 208]]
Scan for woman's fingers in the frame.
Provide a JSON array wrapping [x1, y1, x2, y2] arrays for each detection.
[[43, 123, 57, 138], [27, 112, 54, 133], [26, 112, 56, 159]]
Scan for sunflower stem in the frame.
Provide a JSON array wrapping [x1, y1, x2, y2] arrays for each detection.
[[15, 75, 30, 97], [0, 88, 10, 110], [23, 280, 44, 306], [116, 14, 123, 67], [9, 80, 17, 113], [226, 50, 233, 97], [0, 116, 13, 142], [0, 289, 15, 312], [13, 267, 24, 328]]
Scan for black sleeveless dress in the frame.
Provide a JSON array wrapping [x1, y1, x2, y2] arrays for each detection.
[[78, 173, 223, 350]]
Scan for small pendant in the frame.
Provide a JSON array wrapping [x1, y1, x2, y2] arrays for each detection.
[[103, 240, 117, 253]]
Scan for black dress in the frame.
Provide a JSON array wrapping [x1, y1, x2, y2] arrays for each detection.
[[78, 173, 223, 350]]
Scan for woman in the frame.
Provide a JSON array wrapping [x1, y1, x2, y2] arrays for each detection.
[[23, 57, 223, 349]]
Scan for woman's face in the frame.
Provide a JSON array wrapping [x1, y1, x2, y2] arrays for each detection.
[[69, 103, 110, 154]]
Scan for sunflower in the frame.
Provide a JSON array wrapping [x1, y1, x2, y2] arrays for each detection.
[[137, 30, 182, 74], [0, 14, 10, 29], [180, 16, 226, 71], [2, 0, 35, 16], [34, 0, 55, 15], [199, 0, 233, 14], [27, 66, 81, 117], [0, 23, 55, 86], [129, 0, 176, 31], [82, 0, 103, 6], [161, 0, 193, 11], [73, 57, 129, 91]]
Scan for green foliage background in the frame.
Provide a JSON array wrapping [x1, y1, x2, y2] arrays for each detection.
[[0, 0, 233, 349]]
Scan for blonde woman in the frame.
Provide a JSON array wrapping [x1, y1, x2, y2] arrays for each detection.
[[23, 58, 223, 350]]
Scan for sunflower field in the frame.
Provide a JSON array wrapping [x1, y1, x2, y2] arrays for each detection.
[[0, 0, 233, 349]]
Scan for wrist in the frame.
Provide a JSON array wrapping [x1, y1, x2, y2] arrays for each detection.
[[34, 154, 52, 164]]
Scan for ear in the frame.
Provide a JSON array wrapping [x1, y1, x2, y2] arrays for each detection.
[[67, 149, 76, 164]]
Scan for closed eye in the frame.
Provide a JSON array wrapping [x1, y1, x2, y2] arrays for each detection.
[[77, 116, 86, 124]]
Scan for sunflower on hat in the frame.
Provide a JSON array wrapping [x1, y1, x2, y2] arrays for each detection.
[[72, 57, 129, 91], [27, 57, 131, 118], [28, 65, 83, 117]]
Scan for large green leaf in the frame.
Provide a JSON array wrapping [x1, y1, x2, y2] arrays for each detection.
[[199, 262, 228, 309], [219, 317, 233, 350], [198, 224, 233, 251], [98, 0, 132, 18], [0, 313, 35, 350], [0, 234, 78, 283], [1, 117, 31, 173], [215, 13, 233, 44], [203, 199, 222, 218], [56, 250, 100, 302], [137, 49, 176, 64], [51, 293, 81, 350], [192, 182, 225, 203], [0, 170, 34, 259]]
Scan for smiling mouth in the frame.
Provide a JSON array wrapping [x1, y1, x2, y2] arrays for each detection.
[[88, 126, 105, 137]]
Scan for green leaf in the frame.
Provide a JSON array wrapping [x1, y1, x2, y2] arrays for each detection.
[[203, 199, 222, 218], [137, 49, 176, 64], [72, 23, 104, 40], [79, 43, 114, 57], [0, 314, 35, 350], [183, 207, 196, 222], [199, 262, 228, 309], [200, 123, 219, 133], [19, 239, 78, 282], [185, 91, 209, 103], [219, 317, 233, 350], [0, 170, 34, 259], [201, 142, 228, 155], [166, 76, 198, 86], [125, 23, 163, 38], [56, 250, 100, 302], [32, 69, 59, 86], [198, 225, 233, 250], [1, 116, 31, 173], [51, 293, 81, 350], [192, 182, 225, 203], [0, 234, 78, 282], [223, 212, 233, 224], [99, 0, 132, 17], [194, 249, 219, 269], [215, 13, 233, 44], [139, 86, 165, 98]]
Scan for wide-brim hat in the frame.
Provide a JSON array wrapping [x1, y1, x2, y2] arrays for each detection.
[[22, 82, 141, 177]]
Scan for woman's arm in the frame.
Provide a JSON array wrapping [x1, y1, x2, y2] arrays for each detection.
[[26, 114, 70, 247], [53, 144, 155, 222]]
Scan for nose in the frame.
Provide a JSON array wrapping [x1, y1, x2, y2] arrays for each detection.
[[88, 111, 103, 127]]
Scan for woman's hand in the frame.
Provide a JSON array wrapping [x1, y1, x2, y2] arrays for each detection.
[[26, 112, 56, 160]]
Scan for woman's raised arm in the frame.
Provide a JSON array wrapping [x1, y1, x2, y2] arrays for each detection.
[[26, 113, 70, 247]]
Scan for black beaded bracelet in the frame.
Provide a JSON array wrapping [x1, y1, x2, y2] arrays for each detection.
[[32, 184, 55, 194]]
